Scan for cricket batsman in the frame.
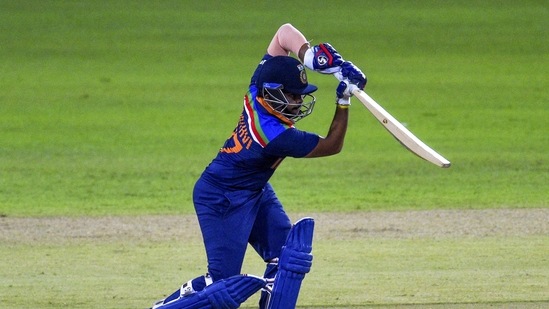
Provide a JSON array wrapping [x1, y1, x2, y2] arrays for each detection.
[[150, 23, 366, 309]]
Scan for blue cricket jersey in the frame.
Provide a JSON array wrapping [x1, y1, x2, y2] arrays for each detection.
[[200, 55, 320, 191]]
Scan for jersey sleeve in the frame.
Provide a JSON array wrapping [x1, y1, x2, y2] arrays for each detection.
[[264, 128, 320, 158]]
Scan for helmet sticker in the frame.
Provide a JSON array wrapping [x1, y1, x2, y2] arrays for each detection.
[[298, 64, 307, 85]]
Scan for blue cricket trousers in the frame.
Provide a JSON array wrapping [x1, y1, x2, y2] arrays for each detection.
[[193, 177, 292, 282]]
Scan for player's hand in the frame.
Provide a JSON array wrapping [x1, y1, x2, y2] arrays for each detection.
[[334, 61, 367, 90], [304, 43, 344, 74], [336, 80, 352, 106]]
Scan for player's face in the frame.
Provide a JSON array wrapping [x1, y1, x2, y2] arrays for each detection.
[[283, 92, 303, 115]]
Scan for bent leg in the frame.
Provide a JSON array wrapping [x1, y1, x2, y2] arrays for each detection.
[[247, 183, 292, 308], [193, 178, 264, 281], [248, 183, 292, 261]]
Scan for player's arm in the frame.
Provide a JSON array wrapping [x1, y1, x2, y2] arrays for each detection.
[[267, 23, 309, 57], [306, 64, 367, 158], [305, 81, 351, 158], [305, 104, 349, 158], [267, 24, 344, 75]]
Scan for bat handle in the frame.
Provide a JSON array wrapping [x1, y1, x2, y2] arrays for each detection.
[[332, 72, 361, 96], [349, 83, 360, 95]]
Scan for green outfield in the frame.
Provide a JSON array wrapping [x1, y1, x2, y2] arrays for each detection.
[[0, 0, 547, 308]]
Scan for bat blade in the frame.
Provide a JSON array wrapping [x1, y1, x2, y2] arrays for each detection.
[[352, 88, 451, 168]]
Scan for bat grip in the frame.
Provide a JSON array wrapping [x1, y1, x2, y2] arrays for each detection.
[[348, 83, 359, 95], [332, 72, 361, 96]]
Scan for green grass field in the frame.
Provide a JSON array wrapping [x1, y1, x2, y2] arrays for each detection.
[[0, 0, 547, 308]]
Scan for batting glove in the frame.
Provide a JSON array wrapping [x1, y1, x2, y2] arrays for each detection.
[[304, 43, 345, 74], [334, 61, 367, 90], [336, 80, 352, 106]]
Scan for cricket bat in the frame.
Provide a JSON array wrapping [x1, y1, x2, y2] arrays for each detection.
[[352, 87, 451, 168]]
